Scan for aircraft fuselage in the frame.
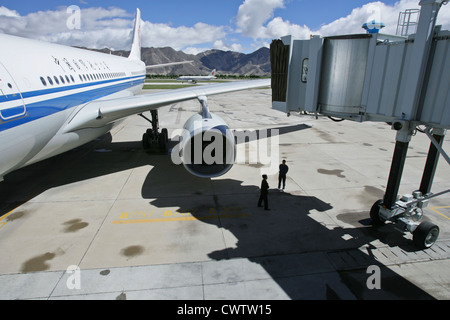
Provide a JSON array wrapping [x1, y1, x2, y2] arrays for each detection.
[[0, 33, 146, 180]]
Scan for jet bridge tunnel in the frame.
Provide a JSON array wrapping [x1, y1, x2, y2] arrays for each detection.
[[271, 0, 450, 249]]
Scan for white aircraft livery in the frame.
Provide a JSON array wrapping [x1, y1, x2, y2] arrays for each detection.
[[0, 9, 270, 181], [178, 69, 217, 83]]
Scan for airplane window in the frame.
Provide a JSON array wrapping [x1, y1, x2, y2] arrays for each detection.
[[7, 83, 12, 88], [54, 76, 60, 85], [79, 75, 83, 82], [40, 77, 47, 86], [65, 75, 70, 83], [70, 75, 75, 83], [47, 76, 53, 85], [83, 75, 87, 81], [60, 76, 65, 84]]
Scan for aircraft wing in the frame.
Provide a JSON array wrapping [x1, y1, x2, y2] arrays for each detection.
[[146, 61, 194, 69], [63, 79, 270, 133]]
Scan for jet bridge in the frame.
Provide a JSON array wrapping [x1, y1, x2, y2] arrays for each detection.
[[271, 0, 449, 249]]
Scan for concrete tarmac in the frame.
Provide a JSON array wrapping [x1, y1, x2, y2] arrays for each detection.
[[0, 88, 449, 300]]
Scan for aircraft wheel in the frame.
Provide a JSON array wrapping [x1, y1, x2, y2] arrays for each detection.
[[413, 221, 439, 249], [370, 200, 385, 226], [159, 128, 168, 150], [142, 133, 150, 149]]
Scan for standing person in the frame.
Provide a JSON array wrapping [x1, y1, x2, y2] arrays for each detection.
[[258, 174, 270, 211], [278, 160, 289, 191]]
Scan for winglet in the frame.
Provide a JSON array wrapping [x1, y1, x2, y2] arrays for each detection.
[[129, 8, 142, 61]]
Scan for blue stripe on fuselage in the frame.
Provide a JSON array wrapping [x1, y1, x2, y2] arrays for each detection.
[[0, 75, 145, 132]]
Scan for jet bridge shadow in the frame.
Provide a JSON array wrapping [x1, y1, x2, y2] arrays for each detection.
[[0, 123, 436, 299]]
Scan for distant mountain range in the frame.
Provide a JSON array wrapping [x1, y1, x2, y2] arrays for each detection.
[[92, 47, 271, 76]]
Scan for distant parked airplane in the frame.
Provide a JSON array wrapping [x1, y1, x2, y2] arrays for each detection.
[[177, 69, 217, 84]]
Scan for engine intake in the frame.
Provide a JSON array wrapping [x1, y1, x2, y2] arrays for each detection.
[[176, 113, 236, 178]]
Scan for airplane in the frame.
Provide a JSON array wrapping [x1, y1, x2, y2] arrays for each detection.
[[177, 69, 217, 84], [0, 8, 270, 181]]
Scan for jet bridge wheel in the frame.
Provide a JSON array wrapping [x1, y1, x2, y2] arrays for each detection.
[[370, 200, 386, 226], [413, 221, 439, 249]]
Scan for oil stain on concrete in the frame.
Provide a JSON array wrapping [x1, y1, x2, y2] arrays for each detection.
[[317, 169, 346, 178], [63, 219, 89, 233], [121, 245, 145, 259], [21, 252, 56, 273]]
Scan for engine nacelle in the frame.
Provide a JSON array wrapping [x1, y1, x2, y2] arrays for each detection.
[[175, 112, 236, 178]]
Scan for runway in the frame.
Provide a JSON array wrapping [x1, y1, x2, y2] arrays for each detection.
[[0, 88, 449, 300]]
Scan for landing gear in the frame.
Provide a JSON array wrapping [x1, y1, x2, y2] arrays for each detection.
[[139, 110, 168, 151], [369, 124, 448, 249]]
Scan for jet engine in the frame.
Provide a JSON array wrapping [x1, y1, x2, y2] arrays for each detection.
[[175, 109, 236, 178]]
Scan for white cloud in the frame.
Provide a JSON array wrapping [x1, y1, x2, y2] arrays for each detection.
[[212, 40, 243, 52], [0, 6, 19, 17], [141, 21, 226, 50], [236, 0, 450, 46], [0, 6, 227, 51], [236, 0, 285, 39], [183, 46, 210, 55]]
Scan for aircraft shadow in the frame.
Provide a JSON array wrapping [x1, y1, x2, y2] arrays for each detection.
[[143, 164, 435, 299], [0, 123, 436, 299]]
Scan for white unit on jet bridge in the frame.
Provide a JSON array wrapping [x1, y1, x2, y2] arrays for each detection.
[[270, 0, 449, 249]]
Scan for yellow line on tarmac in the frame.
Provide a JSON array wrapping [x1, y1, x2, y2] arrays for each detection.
[[429, 206, 450, 221], [0, 208, 16, 230]]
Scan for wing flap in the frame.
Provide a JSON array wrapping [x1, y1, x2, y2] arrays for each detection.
[[63, 79, 270, 133]]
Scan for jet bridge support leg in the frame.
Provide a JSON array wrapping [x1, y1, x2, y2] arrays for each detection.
[[370, 123, 443, 249], [420, 129, 446, 194], [383, 139, 410, 210]]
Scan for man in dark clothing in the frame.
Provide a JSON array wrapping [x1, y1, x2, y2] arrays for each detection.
[[258, 174, 270, 210], [278, 160, 289, 191]]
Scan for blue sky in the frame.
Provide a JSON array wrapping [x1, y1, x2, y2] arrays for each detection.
[[1, 0, 449, 53]]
